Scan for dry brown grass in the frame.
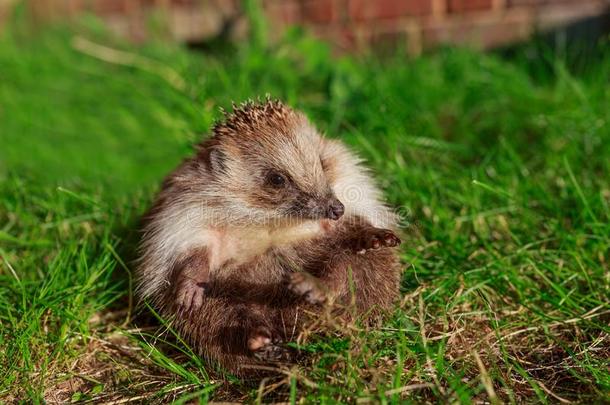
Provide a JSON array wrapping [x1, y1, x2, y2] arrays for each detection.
[[29, 283, 608, 403]]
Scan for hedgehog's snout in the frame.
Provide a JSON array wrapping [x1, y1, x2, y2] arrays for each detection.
[[326, 198, 344, 220], [302, 195, 344, 220]]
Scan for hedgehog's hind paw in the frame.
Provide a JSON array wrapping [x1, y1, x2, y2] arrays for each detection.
[[248, 326, 293, 363], [252, 342, 293, 363]]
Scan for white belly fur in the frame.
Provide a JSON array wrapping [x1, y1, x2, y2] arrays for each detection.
[[208, 220, 325, 272]]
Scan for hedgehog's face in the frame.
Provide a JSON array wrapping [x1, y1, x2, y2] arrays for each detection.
[[241, 136, 344, 225], [210, 121, 344, 225], [252, 164, 344, 222]]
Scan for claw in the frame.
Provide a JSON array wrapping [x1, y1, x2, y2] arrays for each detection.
[[356, 228, 401, 252], [175, 278, 206, 310]]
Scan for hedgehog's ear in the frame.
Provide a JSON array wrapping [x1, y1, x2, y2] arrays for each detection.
[[208, 147, 227, 173]]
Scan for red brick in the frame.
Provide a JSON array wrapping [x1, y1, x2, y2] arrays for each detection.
[[423, 8, 533, 49], [369, 29, 408, 51], [265, 1, 302, 25], [302, 0, 337, 23], [349, 0, 432, 21], [507, 0, 547, 6], [0, 1, 11, 24], [448, 0, 493, 12], [328, 18, 421, 53], [93, 0, 131, 14], [63, 0, 86, 15], [169, 0, 198, 6]]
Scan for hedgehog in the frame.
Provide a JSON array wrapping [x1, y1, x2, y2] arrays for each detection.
[[136, 99, 402, 374]]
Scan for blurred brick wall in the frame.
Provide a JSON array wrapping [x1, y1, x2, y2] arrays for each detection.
[[2, 0, 609, 52], [267, 0, 609, 52]]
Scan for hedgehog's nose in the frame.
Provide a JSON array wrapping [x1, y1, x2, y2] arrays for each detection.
[[327, 198, 345, 220]]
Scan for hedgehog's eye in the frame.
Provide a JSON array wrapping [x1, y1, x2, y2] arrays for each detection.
[[266, 171, 287, 188]]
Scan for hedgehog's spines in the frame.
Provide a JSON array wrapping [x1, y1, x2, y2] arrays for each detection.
[[212, 98, 294, 137]]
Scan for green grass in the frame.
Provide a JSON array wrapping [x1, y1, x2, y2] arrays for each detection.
[[1, 16, 609, 403]]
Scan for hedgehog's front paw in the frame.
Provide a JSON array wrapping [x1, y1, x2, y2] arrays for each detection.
[[175, 277, 208, 310], [248, 326, 292, 363], [354, 228, 401, 253], [288, 272, 327, 305]]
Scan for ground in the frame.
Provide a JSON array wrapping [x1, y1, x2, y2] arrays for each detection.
[[0, 15, 609, 404]]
